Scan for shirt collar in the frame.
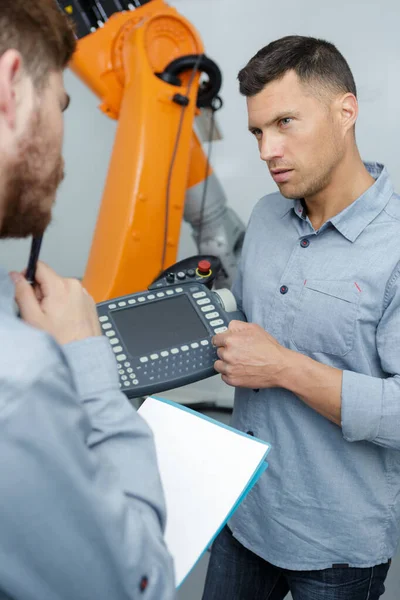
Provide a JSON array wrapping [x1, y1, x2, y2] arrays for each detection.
[[0, 266, 16, 316], [292, 162, 394, 242]]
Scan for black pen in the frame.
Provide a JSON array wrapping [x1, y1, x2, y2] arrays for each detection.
[[26, 235, 43, 285]]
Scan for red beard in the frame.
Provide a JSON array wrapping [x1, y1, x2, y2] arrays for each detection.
[[0, 110, 64, 239]]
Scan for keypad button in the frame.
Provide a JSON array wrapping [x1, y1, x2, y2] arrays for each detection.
[[108, 304, 117, 309], [129, 373, 136, 379], [132, 379, 139, 385], [193, 291, 206, 299], [113, 346, 123, 353], [201, 305, 215, 312], [166, 290, 174, 295], [206, 312, 219, 319], [138, 296, 146, 302], [175, 287, 183, 293], [147, 294, 155, 300], [102, 323, 112, 330], [118, 301, 127, 307], [140, 357, 149, 363], [215, 326, 228, 333], [171, 348, 179, 354], [124, 362, 130, 368], [156, 292, 165, 298], [124, 381, 130, 387], [110, 338, 119, 345], [201, 340, 209, 346], [197, 298, 211, 306], [128, 299, 136, 305], [105, 330, 115, 337], [210, 319, 224, 327], [119, 369, 125, 375], [121, 375, 128, 381], [127, 367, 133, 373], [116, 354, 127, 361], [191, 342, 199, 349], [99, 316, 109, 323], [150, 353, 159, 360], [181, 345, 189, 352], [161, 351, 169, 357]]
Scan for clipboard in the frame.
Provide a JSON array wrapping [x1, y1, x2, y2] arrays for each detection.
[[138, 397, 271, 587]]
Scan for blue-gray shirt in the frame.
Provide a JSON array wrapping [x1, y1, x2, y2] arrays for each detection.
[[229, 162, 400, 569], [0, 271, 175, 599]]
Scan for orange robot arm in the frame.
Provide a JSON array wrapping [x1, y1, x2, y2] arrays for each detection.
[[59, 0, 244, 302]]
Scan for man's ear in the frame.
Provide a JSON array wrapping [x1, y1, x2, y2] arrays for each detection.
[[0, 50, 23, 130], [340, 92, 358, 135]]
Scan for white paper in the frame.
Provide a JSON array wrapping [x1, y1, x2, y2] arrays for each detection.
[[138, 397, 270, 587]]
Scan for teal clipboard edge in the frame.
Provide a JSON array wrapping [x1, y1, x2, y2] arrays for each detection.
[[150, 396, 271, 589]]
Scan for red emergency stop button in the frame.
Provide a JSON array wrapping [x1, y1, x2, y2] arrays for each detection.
[[197, 260, 211, 276]]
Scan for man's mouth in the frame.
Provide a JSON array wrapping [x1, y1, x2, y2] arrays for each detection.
[[270, 169, 294, 183]]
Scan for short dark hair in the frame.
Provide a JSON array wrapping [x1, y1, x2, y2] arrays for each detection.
[[0, 0, 76, 87], [238, 35, 357, 100]]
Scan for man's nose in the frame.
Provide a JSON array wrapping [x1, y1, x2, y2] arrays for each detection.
[[260, 135, 284, 162]]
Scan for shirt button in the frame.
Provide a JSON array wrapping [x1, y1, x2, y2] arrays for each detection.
[[300, 239, 310, 248], [139, 576, 149, 592], [280, 285, 288, 295]]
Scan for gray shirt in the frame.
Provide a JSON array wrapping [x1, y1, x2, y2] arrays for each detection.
[[0, 270, 175, 599], [229, 162, 400, 569]]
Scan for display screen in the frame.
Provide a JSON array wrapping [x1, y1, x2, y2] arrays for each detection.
[[111, 295, 209, 356]]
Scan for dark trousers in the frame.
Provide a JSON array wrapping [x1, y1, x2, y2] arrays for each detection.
[[202, 525, 391, 600]]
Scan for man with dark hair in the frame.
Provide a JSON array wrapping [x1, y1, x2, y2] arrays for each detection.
[[203, 35, 398, 600], [0, 2, 175, 598]]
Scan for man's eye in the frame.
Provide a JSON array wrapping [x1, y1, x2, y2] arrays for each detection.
[[280, 117, 292, 126], [251, 129, 262, 139]]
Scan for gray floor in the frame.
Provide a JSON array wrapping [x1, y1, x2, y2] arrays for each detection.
[[177, 408, 400, 600]]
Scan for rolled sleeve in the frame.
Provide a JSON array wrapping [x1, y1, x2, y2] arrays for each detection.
[[61, 336, 168, 531], [341, 370, 383, 442], [342, 263, 400, 449]]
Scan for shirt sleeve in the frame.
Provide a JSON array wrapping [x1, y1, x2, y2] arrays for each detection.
[[341, 265, 400, 449], [0, 336, 176, 600]]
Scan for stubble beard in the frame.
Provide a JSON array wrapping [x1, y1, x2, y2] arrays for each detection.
[[0, 110, 64, 239]]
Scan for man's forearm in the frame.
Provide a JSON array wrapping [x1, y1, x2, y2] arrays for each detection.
[[278, 349, 343, 426]]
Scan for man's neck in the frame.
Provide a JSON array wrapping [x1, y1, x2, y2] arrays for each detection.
[[304, 148, 376, 231]]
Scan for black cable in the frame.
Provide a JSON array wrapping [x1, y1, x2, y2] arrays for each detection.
[[160, 53, 204, 271]]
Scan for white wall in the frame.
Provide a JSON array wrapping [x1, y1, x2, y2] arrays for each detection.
[[1, 0, 399, 403]]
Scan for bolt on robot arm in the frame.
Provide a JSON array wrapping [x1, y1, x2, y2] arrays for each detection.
[[58, 0, 245, 301]]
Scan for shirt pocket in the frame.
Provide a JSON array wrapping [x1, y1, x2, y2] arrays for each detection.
[[290, 280, 360, 356]]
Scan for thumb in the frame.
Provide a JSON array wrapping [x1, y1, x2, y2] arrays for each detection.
[[10, 272, 44, 325]]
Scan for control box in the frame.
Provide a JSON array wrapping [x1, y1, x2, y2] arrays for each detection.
[[97, 256, 242, 398]]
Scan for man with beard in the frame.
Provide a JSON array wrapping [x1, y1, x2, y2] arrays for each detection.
[[0, 2, 175, 599], [203, 37, 399, 600]]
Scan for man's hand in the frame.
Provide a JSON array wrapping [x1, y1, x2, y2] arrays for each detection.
[[213, 320, 289, 389], [10, 262, 102, 345]]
